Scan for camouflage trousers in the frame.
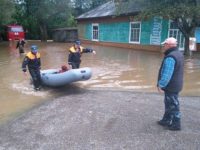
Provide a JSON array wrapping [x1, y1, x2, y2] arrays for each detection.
[[29, 68, 41, 89], [162, 91, 181, 124]]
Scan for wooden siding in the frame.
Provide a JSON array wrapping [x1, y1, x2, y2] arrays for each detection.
[[140, 21, 151, 45], [78, 19, 168, 44], [161, 19, 169, 43], [100, 22, 129, 43], [77, 16, 171, 52]]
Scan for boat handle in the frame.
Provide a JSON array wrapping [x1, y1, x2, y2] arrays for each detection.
[[81, 70, 86, 73]]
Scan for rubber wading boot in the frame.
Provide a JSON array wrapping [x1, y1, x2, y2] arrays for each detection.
[[34, 87, 41, 91], [157, 119, 171, 127], [168, 118, 181, 131]]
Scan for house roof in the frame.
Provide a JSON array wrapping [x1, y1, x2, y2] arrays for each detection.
[[77, 1, 141, 20]]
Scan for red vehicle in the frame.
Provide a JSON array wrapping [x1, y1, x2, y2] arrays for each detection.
[[5, 25, 25, 41]]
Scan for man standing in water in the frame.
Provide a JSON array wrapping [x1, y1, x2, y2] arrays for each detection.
[[157, 37, 184, 131], [68, 40, 96, 69], [22, 45, 42, 91], [16, 39, 26, 53]]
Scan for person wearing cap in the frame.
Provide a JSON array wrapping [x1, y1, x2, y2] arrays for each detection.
[[22, 45, 42, 91], [68, 40, 96, 69], [157, 37, 184, 131]]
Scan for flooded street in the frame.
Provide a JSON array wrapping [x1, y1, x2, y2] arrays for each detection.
[[0, 41, 200, 124]]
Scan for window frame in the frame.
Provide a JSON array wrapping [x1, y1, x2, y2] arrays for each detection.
[[168, 20, 185, 51], [92, 23, 99, 41], [129, 21, 141, 44]]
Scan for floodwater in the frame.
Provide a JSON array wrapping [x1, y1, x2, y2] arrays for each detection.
[[0, 41, 200, 124]]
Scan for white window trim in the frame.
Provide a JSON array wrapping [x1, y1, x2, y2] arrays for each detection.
[[92, 23, 99, 41], [168, 20, 185, 51], [129, 21, 141, 44]]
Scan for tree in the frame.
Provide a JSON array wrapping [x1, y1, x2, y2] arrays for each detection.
[[89, 0, 110, 10], [126, 0, 200, 55], [71, 0, 110, 16], [0, 0, 15, 25], [0, 0, 15, 38], [14, 0, 72, 41]]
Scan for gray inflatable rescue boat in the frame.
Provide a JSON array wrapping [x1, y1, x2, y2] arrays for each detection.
[[41, 67, 92, 87]]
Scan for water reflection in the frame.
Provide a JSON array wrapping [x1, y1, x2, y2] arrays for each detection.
[[81, 46, 161, 92], [0, 41, 199, 124]]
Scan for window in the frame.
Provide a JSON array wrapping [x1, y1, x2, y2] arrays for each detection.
[[129, 22, 141, 43], [10, 27, 23, 32], [92, 24, 99, 41]]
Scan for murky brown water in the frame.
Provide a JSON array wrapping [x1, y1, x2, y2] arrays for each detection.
[[0, 41, 200, 124]]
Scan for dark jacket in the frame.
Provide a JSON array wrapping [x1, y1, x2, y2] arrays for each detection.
[[68, 46, 93, 65], [158, 48, 184, 93], [16, 40, 26, 49], [22, 51, 41, 72]]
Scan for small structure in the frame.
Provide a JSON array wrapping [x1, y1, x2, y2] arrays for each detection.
[[52, 27, 78, 42]]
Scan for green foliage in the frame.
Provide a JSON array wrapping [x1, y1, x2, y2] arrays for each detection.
[[0, 0, 15, 40], [13, 0, 72, 40], [1, 0, 111, 40], [0, 0, 15, 26], [66, 15, 77, 27], [136, 0, 200, 21], [72, 0, 110, 16]]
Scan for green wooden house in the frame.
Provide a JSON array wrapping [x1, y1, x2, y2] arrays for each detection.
[[76, 1, 185, 52]]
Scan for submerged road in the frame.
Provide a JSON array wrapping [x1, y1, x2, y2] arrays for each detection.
[[0, 89, 200, 150]]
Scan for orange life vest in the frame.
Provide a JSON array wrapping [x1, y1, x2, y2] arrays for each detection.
[[26, 51, 40, 59], [69, 46, 84, 53]]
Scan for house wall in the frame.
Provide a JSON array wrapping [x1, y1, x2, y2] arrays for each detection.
[[100, 22, 129, 43], [140, 20, 151, 45], [161, 19, 169, 43], [85, 24, 92, 40], [77, 16, 170, 52]]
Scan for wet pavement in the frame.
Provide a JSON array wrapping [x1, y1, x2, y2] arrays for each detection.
[[0, 89, 199, 150]]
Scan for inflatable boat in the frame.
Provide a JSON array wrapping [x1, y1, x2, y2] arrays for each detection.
[[40, 67, 92, 87]]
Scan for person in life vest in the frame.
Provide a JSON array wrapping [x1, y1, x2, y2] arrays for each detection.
[[68, 40, 96, 69], [16, 39, 26, 53], [22, 45, 42, 91]]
